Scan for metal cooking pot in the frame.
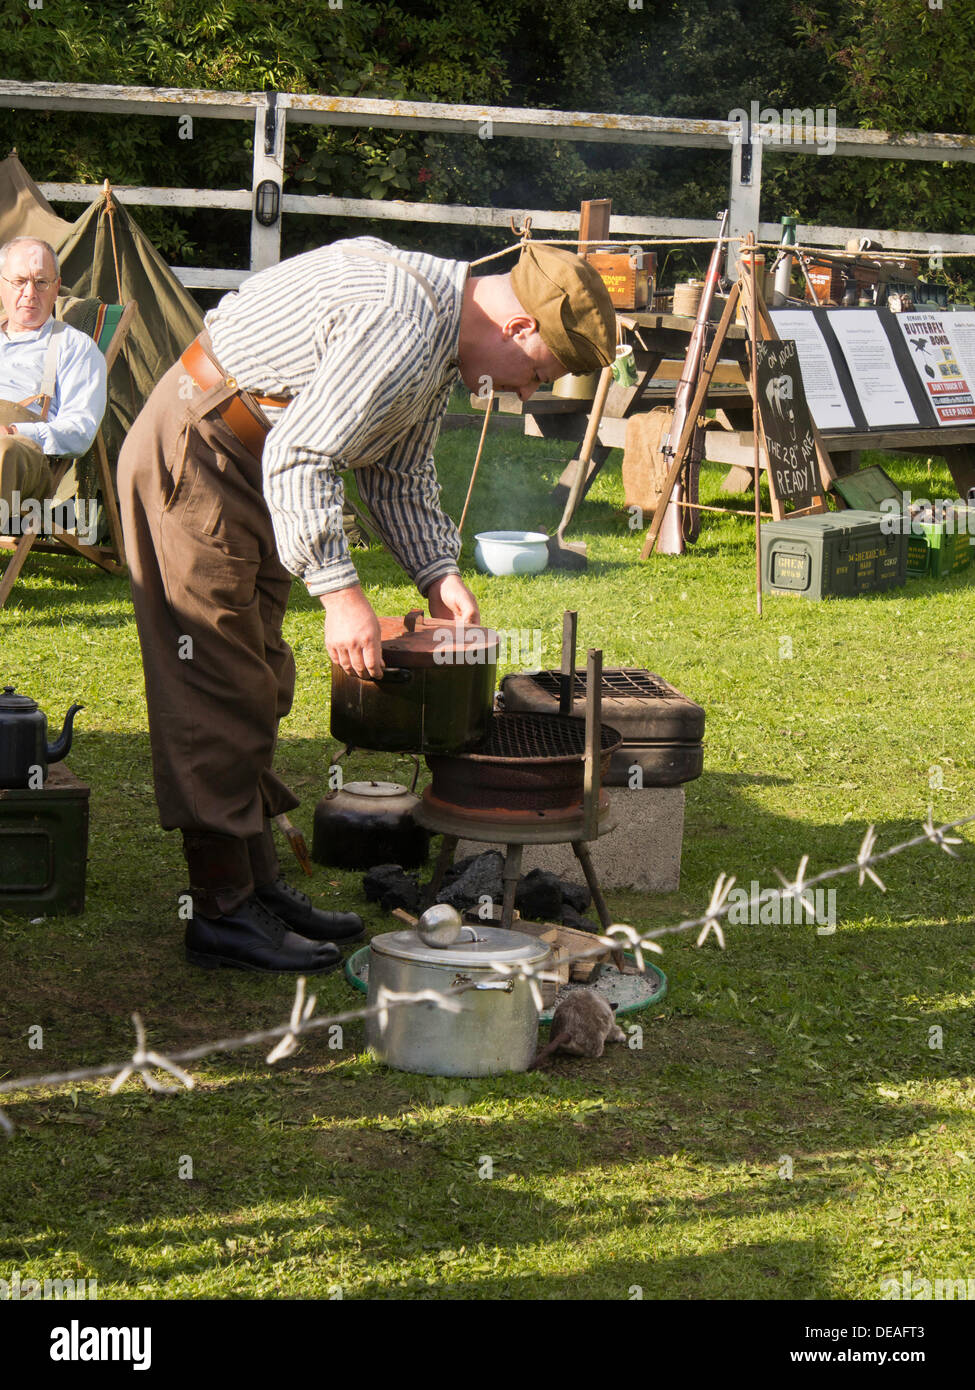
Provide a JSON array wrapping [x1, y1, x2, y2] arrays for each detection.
[[365, 925, 550, 1076], [311, 780, 430, 870], [330, 610, 498, 755]]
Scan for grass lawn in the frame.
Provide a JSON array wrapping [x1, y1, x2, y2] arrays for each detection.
[[1, 409, 973, 1302]]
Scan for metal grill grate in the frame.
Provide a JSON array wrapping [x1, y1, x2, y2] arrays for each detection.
[[471, 712, 620, 761], [529, 668, 677, 700]]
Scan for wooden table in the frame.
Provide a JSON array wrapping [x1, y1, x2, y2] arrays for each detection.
[[474, 308, 975, 516]]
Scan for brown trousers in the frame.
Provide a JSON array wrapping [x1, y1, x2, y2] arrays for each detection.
[[0, 401, 53, 506], [117, 348, 299, 913]]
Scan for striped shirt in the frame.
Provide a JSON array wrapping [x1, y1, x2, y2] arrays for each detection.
[[205, 236, 468, 596]]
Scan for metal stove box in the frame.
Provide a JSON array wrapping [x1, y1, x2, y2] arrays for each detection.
[[0, 762, 89, 915], [499, 668, 704, 787], [760, 510, 908, 599]]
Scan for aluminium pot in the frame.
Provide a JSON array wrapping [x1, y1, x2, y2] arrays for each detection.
[[365, 925, 550, 1076], [329, 609, 498, 755]]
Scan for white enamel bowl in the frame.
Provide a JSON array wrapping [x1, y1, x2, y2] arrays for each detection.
[[473, 530, 550, 576]]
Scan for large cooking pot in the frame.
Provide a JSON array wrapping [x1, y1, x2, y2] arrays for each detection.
[[330, 610, 498, 755], [366, 925, 550, 1076]]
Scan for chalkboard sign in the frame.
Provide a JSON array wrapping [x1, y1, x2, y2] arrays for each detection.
[[755, 338, 820, 511]]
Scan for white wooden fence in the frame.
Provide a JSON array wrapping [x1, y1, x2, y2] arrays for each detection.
[[2, 80, 974, 288]]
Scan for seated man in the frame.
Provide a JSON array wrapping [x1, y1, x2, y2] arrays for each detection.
[[0, 236, 107, 515]]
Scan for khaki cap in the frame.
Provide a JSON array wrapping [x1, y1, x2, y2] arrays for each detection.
[[511, 242, 616, 375]]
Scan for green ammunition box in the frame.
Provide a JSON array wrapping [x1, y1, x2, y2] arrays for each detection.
[[761, 510, 908, 599], [0, 763, 89, 915]]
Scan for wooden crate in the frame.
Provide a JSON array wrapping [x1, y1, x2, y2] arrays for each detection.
[[507, 921, 569, 1007], [587, 250, 653, 309]]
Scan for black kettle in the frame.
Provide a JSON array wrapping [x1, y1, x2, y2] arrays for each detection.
[[0, 685, 83, 789]]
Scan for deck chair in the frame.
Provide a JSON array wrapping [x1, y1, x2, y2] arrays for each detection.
[[0, 297, 137, 607]]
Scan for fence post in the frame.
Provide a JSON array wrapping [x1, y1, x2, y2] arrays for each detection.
[[250, 91, 286, 273], [728, 127, 762, 276]]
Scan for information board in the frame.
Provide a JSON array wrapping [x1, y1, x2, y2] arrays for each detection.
[[895, 311, 975, 425], [768, 309, 856, 431], [828, 310, 919, 427]]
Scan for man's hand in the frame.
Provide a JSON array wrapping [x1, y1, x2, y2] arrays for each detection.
[[426, 573, 480, 625], [321, 584, 384, 678]]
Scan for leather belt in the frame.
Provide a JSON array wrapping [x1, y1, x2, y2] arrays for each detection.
[[180, 335, 290, 459]]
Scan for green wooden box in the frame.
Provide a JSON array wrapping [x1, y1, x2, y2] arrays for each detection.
[[0, 763, 89, 916], [761, 510, 908, 600]]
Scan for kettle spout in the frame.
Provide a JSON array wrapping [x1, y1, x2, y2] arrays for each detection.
[[47, 703, 83, 765]]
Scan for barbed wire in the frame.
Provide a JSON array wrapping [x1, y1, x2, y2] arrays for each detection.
[[1, 808, 971, 1137]]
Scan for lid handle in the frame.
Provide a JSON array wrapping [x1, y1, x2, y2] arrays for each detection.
[[403, 608, 424, 632]]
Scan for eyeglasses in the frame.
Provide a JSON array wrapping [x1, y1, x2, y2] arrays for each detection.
[[1, 275, 57, 293]]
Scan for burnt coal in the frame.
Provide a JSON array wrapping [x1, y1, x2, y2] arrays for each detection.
[[561, 904, 600, 933], [558, 879, 592, 914], [363, 863, 420, 914], [366, 849, 600, 925], [435, 850, 505, 909], [514, 868, 563, 919]]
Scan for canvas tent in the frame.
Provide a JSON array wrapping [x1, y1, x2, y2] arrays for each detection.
[[56, 185, 205, 471], [0, 149, 73, 247]]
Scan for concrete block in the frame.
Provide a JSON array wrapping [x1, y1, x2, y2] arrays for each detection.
[[455, 785, 685, 894]]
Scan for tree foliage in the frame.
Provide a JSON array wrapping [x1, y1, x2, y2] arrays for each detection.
[[0, 0, 971, 283]]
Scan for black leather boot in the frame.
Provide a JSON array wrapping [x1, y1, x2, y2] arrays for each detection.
[[185, 895, 343, 974], [255, 877, 365, 943]]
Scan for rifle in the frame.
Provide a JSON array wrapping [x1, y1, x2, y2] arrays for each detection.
[[656, 209, 730, 553]]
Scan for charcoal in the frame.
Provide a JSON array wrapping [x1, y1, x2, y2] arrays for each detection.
[[558, 879, 592, 913], [561, 904, 600, 934], [435, 850, 505, 909], [362, 863, 420, 913], [514, 868, 563, 920], [440, 852, 488, 889]]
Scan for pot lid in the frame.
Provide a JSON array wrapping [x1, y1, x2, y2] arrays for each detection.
[[370, 924, 550, 968], [342, 781, 411, 799], [379, 610, 498, 669], [0, 685, 38, 712]]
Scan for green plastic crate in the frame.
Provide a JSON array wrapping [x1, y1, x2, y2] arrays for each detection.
[[830, 466, 973, 579], [917, 515, 975, 578], [761, 510, 908, 600]]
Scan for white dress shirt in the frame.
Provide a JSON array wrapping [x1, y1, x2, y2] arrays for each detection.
[[0, 317, 108, 457]]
